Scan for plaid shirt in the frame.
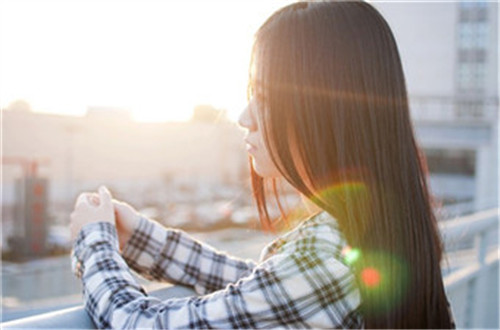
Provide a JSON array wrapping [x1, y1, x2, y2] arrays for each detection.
[[72, 212, 362, 329]]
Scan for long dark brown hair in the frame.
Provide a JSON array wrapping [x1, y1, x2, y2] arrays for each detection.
[[248, 1, 453, 328]]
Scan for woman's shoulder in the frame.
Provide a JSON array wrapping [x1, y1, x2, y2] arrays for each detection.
[[300, 211, 340, 231], [296, 211, 345, 249], [260, 211, 346, 261]]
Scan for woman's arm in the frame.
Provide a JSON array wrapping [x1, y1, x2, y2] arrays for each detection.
[[120, 215, 257, 294], [108, 198, 257, 294], [72, 221, 361, 329]]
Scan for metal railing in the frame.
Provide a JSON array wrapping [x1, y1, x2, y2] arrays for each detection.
[[2, 208, 499, 329], [440, 208, 499, 329], [410, 95, 499, 122], [1, 285, 196, 329]]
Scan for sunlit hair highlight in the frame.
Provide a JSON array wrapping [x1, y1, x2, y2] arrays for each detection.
[[248, 1, 453, 328]]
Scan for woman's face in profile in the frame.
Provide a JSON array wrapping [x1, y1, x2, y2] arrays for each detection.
[[239, 97, 281, 178]]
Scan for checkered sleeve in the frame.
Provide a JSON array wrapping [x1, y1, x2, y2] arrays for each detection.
[[119, 216, 257, 294], [71, 221, 362, 329]]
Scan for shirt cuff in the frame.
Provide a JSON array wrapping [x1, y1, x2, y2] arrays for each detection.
[[71, 222, 120, 278], [120, 216, 169, 275]]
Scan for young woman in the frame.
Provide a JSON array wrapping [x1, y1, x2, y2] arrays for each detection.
[[70, 1, 455, 328]]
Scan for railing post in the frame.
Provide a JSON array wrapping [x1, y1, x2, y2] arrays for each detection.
[[471, 230, 490, 328]]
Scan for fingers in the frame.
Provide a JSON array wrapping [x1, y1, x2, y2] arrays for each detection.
[[113, 201, 131, 221], [112, 199, 133, 211], [88, 193, 100, 206], [98, 185, 112, 207], [75, 187, 110, 209], [113, 202, 125, 213], [75, 192, 100, 208], [70, 186, 116, 242], [76, 193, 91, 207]]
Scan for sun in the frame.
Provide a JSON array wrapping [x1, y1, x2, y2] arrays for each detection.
[[0, 0, 295, 122]]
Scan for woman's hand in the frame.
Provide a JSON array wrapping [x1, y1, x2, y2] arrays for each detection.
[[70, 186, 115, 242], [112, 200, 141, 250]]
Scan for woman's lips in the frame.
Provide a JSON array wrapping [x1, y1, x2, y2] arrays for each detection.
[[244, 139, 257, 152], [246, 144, 257, 152]]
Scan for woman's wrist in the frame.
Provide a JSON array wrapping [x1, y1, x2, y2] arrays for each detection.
[[117, 213, 142, 251]]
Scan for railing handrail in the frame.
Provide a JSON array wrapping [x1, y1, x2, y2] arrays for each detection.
[[439, 208, 498, 241], [443, 249, 498, 291], [409, 95, 499, 122], [1, 285, 196, 329], [410, 95, 499, 103]]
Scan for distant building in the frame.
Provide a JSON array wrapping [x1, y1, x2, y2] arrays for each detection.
[[374, 1, 498, 213], [85, 106, 133, 121], [191, 105, 228, 123], [5, 99, 33, 113], [2, 107, 248, 212]]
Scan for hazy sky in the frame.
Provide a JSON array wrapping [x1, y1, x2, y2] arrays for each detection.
[[0, 0, 294, 122]]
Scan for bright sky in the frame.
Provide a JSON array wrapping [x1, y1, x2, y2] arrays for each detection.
[[0, 0, 294, 122]]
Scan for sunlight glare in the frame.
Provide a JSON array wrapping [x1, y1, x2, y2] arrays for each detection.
[[0, 0, 294, 122]]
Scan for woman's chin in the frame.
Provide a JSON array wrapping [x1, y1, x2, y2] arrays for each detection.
[[252, 158, 281, 179]]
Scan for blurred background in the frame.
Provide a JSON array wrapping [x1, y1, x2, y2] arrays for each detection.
[[1, 0, 498, 328]]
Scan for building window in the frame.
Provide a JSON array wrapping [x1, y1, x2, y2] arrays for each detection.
[[457, 62, 486, 91], [458, 22, 489, 49], [458, 48, 486, 63], [459, 3, 488, 22], [424, 149, 476, 175], [459, 1, 488, 10], [455, 0, 490, 112], [455, 97, 485, 118]]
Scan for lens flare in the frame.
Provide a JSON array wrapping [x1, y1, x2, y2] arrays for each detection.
[[359, 251, 411, 315], [361, 267, 381, 288], [310, 180, 371, 237], [341, 245, 361, 265], [315, 181, 368, 200]]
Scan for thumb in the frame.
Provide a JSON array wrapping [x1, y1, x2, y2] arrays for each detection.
[[99, 186, 112, 206]]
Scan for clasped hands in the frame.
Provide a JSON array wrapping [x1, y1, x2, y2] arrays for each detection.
[[70, 185, 141, 250]]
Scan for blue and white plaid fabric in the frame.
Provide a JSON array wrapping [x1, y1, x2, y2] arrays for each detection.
[[72, 212, 362, 329]]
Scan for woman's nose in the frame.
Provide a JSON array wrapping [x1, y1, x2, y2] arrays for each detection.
[[238, 105, 257, 131]]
